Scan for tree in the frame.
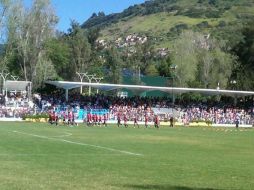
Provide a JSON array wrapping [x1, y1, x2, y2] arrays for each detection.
[[7, 0, 58, 88], [157, 56, 173, 77], [45, 37, 71, 80], [104, 46, 123, 84], [0, 0, 11, 72], [171, 31, 199, 86], [171, 31, 236, 88], [67, 20, 91, 74], [232, 21, 254, 90]]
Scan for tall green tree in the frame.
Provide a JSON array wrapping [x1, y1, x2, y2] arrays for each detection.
[[232, 21, 254, 90], [171, 31, 199, 87], [45, 37, 71, 80], [104, 46, 123, 84], [67, 21, 91, 74], [7, 0, 58, 88], [172, 31, 236, 88]]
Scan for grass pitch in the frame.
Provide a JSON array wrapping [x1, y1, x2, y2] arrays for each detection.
[[0, 122, 253, 190]]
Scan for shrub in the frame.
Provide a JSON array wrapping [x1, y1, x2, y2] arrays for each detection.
[[22, 114, 49, 120]]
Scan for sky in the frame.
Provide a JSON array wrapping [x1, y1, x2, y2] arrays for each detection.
[[24, 0, 146, 32]]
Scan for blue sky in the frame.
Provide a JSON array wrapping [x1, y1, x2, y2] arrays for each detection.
[[24, 0, 146, 32]]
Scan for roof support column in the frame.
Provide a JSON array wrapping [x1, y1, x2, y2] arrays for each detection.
[[234, 96, 237, 106], [65, 89, 69, 102]]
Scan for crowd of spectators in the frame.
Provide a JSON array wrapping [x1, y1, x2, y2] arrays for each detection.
[[0, 93, 34, 118], [1, 91, 254, 126], [177, 105, 253, 125]]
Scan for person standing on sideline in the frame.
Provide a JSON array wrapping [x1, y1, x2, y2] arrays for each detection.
[[235, 118, 239, 129], [169, 116, 174, 127]]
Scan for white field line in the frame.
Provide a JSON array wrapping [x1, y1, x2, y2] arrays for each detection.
[[51, 132, 72, 138], [0, 153, 126, 156], [13, 131, 143, 156]]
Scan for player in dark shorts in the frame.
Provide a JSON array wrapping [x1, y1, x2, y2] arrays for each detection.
[[49, 111, 58, 126], [134, 115, 139, 128], [124, 114, 128, 128], [169, 117, 174, 127], [235, 118, 239, 129], [145, 115, 148, 128], [154, 115, 160, 129], [54, 112, 59, 126], [68, 111, 74, 126], [102, 114, 107, 127], [117, 113, 121, 127], [98, 115, 102, 126], [63, 111, 68, 125], [48, 111, 53, 124]]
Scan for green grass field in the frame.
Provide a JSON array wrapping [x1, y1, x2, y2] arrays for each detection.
[[0, 122, 253, 190]]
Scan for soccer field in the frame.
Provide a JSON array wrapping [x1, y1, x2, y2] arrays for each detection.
[[0, 122, 253, 190]]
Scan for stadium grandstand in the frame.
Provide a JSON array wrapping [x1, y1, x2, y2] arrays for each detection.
[[1, 79, 253, 127]]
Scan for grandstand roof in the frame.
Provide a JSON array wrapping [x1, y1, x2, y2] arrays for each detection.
[[4, 80, 32, 91], [45, 81, 254, 97]]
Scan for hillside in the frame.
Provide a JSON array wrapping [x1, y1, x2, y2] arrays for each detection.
[[82, 0, 254, 48]]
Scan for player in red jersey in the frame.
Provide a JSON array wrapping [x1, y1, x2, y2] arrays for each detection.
[[86, 112, 90, 126], [67, 111, 71, 125], [95, 114, 98, 125], [145, 114, 148, 128], [48, 110, 53, 124], [63, 111, 67, 125], [124, 114, 128, 128], [102, 114, 107, 127], [89, 113, 92, 126], [154, 115, 160, 129], [117, 113, 121, 127], [134, 115, 139, 128], [98, 115, 102, 126], [54, 111, 59, 126]]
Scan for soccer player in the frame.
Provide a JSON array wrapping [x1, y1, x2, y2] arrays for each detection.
[[145, 114, 148, 128], [117, 113, 121, 127], [48, 110, 53, 124], [102, 114, 107, 127], [98, 115, 102, 126], [63, 111, 67, 125], [54, 111, 59, 126], [154, 115, 160, 129], [134, 115, 139, 128], [68, 111, 73, 126], [124, 114, 128, 128], [235, 118, 239, 129]]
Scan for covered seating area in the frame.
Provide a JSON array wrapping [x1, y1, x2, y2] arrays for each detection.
[[45, 80, 254, 101]]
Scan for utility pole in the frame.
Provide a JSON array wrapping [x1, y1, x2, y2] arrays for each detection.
[[76, 72, 87, 94], [85, 74, 95, 96], [170, 65, 177, 116], [10, 75, 19, 81], [0, 70, 10, 96], [230, 80, 237, 106], [92, 76, 103, 94]]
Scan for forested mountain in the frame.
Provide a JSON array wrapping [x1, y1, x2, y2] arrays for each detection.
[[81, 0, 254, 90], [83, 0, 254, 29]]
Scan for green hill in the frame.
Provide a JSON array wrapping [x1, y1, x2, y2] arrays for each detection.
[[80, 0, 254, 90], [82, 0, 254, 48]]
